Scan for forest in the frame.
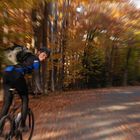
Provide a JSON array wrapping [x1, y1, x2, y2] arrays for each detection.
[[0, 0, 140, 93]]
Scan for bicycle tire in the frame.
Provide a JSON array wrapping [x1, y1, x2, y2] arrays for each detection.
[[21, 108, 34, 140]]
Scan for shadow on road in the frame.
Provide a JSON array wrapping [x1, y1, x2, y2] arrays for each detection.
[[31, 87, 140, 140]]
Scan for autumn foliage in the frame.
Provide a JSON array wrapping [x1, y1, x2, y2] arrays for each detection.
[[0, 0, 140, 91]]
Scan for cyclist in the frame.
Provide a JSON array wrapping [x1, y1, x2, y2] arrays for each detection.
[[0, 44, 50, 131]]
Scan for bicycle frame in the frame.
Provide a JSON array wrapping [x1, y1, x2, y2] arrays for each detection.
[[0, 88, 34, 140], [6, 89, 23, 139]]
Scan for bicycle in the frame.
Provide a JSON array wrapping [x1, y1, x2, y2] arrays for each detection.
[[0, 88, 34, 140]]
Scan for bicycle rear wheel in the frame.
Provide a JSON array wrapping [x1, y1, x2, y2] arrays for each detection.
[[0, 115, 12, 140], [21, 108, 34, 140]]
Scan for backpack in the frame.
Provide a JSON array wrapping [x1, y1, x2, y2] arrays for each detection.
[[4, 44, 31, 64]]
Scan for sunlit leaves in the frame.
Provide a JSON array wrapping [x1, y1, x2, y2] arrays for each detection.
[[0, 0, 140, 88], [68, 0, 140, 87]]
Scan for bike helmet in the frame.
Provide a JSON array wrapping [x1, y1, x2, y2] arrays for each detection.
[[39, 47, 51, 58]]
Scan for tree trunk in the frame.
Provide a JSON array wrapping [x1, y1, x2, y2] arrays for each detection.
[[59, 0, 69, 90], [41, 1, 49, 94], [105, 43, 116, 87], [48, 2, 57, 92], [123, 47, 132, 86]]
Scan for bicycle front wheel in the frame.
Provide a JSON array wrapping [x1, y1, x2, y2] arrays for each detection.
[[21, 108, 34, 140]]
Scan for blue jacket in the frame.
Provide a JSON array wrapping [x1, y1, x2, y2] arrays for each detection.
[[4, 54, 42, 92]]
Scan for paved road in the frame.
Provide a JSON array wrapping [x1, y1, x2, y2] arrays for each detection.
[[31, 86, 140, 140], [1, 87, 140, 140]]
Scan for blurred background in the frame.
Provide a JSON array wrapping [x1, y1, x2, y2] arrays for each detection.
[[0, 0, 140, 93]]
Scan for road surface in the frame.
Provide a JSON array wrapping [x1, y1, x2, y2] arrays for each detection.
[[31, 86, 140, 140], [1, 86, 140, 140]]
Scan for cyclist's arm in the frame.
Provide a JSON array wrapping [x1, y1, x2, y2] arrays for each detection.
[[32, 60, 43, 93]]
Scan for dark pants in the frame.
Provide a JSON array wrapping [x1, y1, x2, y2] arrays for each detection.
[[0, 71, 29, 127]]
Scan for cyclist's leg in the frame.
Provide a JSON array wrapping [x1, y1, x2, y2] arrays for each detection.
[[14, 76, 29, 128], [0, 85, 13, 119], [0, 72, 14, 120], [20, 94, 29, 127], [0, 71, 21, 119], [0, 73, 13, 135]]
